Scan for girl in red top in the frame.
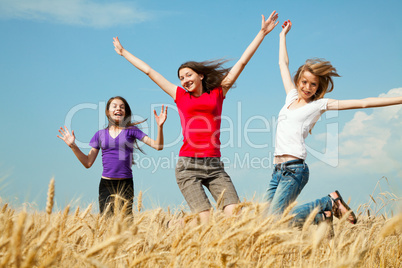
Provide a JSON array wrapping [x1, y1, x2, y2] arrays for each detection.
[[113, 11, 279, 225]]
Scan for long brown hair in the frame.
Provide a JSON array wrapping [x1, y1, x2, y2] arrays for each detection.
[[105, 96, 146, 128], [293, 58, 340, 101], [178, 60, 231, 93], [105, 96, 146, 155]]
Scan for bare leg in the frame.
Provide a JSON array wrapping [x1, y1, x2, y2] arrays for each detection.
[[198, 210, 211, 225], [329, 192, 348, 214], [190, 205, 235, 227], [223, 204, 237, 216], [168, 209, 211, 229], [323, 211, 332, 219]]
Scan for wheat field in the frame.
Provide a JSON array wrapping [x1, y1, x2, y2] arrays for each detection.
[[0, 178, 401, 267]]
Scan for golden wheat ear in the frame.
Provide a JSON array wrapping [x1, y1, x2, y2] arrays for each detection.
[[46, 178, 55, 215], [137, 191, 143, 212]]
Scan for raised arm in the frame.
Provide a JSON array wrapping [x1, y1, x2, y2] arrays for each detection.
[[57, 126, 99, 168], [327, 97, 402, 110], [221, 10, 279, 96], [279, 20, 295, 94], [113, 37, 177, 100], [141, 105, 167, 150]]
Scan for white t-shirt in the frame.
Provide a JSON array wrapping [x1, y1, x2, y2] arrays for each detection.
[[274, 89, 328, 160]]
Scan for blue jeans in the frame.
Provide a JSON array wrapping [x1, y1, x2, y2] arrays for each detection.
[[291, 195, 333, 227], [266, 160, 309, 215]]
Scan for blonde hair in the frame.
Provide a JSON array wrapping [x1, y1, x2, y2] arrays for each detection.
[[293, 58, 340, 101]]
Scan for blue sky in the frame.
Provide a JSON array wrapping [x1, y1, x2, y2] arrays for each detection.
[[0, 0, 401, 215]]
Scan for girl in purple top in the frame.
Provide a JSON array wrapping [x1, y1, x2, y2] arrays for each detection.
[[58, 96, 167, 216]]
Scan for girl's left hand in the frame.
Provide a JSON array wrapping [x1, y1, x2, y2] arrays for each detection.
[[113, 36, 124, 55], [261, 10, 279, 35], [280, 20, 292, 36], [154, 105, 168, 127]]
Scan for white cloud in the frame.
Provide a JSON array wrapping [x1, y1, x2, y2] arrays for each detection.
[[0, 0, 152, 28], [312, 88, 402, 177]]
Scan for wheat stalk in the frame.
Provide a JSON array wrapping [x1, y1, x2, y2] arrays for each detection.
[[378, 213, 402, 239], [1, 177, 402, 267], [281, 201, 298, 218], [46, 178, 55, 215], [84, 235, 124, 258], [59, 205, 70, 233], [73, 206, 80, 218], [12, 210, 27, 268], [137, 191, 143, 212], [67, 225, 84, 237], [1, 202, 8, 213], [0, 252, 12, 267], [80, 204, 93, 219], [37, 248, 62, 268], [216, 189, 226, 210], [0, 239, 10, 251], [21, 247, 37, 268], [301, 207, 320, 234]]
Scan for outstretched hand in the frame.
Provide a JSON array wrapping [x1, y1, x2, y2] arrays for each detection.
[[261, 10, 279, 35], [57, 126, 76, 147], [154, 105, 168, 127], [281, 20, 292, 36], [113, 37, 124, 56]]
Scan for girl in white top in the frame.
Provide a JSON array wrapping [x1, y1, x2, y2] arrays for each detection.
[[268, 20, 402, 226]]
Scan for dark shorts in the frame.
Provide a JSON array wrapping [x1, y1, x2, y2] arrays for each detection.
[[175, 157, 239, 213], [98, 178, 134, 216]]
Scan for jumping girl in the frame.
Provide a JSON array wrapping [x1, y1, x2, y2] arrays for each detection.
[[113, 11, 279, 224], [58, 96, 167, 216], [267, 20, 402, 226]]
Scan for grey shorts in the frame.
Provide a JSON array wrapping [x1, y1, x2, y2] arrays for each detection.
[[175, 157, 239, 213]]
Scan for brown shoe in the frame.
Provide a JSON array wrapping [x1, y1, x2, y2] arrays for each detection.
[[328, 190, 357, 224]]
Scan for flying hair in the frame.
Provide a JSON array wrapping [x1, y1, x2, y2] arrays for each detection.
[[178, 59, 232, 93], [293, 58, 340, 101]]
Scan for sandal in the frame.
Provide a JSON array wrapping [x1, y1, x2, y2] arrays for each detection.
[[328, 190, 357, 224]]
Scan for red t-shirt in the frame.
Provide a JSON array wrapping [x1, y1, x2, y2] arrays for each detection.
[[175, 86, 224, 157]]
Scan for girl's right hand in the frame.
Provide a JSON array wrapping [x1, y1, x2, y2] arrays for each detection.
[[57, 126, 76, 148], [113, 37, 124, 56], [261, 10, 279, 36], [280, 20, 292, 36]]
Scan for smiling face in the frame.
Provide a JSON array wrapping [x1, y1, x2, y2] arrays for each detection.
[[297, 71, 320, 101], [108, 98, 126, 125], [178, 67, 204, 96]]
